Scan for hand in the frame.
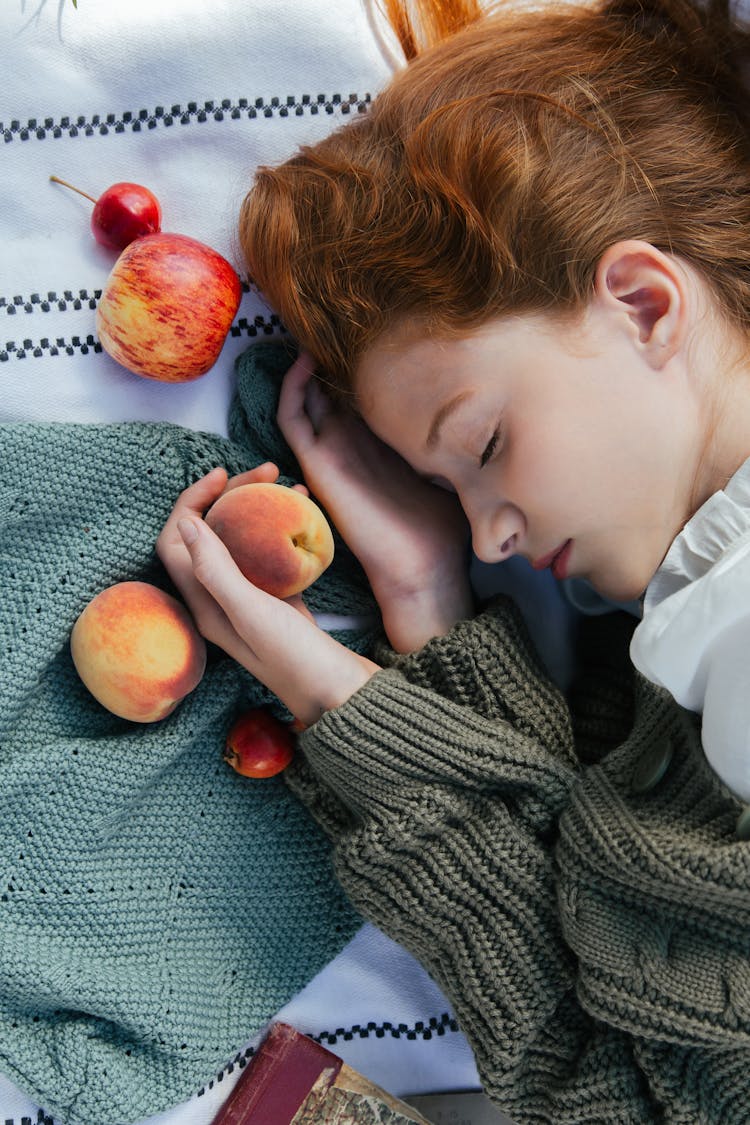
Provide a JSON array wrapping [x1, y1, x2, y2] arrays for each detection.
[[156, 464, 380, 725], [278, 355, 474, 651]]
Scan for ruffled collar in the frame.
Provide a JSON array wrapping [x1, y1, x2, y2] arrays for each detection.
[[644, 456, 750, 613]]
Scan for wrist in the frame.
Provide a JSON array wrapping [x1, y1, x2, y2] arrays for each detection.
[[378, 579, 475, 653], [289, 646, 381, 729]]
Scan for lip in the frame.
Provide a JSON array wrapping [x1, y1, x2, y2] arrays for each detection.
[[531, 539, 572, 580]]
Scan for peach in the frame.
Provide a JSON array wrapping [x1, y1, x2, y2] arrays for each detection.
[[70, 581, 207, 722], [205, 482, 334, 598]]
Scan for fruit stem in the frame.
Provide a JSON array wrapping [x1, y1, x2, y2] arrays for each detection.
[[49, 175, 97, 205]]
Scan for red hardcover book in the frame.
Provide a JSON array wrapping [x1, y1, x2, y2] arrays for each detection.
[[210, 1022, 433, 1124]]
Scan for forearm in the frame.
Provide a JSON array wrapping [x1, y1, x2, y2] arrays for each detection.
[[376, 572, 476, 652], [291, 598, 577, 820], [276, 353, 474, 653]]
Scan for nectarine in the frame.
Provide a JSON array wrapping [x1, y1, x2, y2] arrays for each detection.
[[205, 482, 334, 598], [70, 581, 207, 722]]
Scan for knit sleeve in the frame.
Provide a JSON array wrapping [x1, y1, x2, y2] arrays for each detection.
[[287, 600, 750, 1123], [284, 597, 580, 1089]]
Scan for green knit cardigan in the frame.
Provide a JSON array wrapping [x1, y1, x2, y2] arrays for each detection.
[[0, 341, 378, 1125], [287, 600, 750, 1124]]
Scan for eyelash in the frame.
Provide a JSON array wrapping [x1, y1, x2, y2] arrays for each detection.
[[479, 424, 502, 468]]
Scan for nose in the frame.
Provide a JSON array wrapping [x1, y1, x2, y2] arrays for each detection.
[[468, 501, 525, 565]]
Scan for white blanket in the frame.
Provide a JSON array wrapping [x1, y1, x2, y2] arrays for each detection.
[[0, 2, 580, 1121]]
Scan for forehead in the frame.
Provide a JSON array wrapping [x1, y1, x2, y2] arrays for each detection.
[[354, 334, 459, 432], [355, 315, 548, 416], [354, 312, 593, 449]]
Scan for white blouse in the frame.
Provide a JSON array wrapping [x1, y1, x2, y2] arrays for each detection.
[[630, 457, 750, 803]]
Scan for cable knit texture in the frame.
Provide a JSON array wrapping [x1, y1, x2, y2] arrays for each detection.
[[0, 342, 377, 1125], [286, 602, 750, 1124]]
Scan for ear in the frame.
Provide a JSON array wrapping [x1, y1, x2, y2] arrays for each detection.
[[593, 240, 688, 369]]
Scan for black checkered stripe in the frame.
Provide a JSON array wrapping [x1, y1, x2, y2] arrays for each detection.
[[1, 315, 285, 363], [0, 285, 285, 361], [200, 1012, 461, 1092], [1, 290, 101, 315], [2, 93, 371, 143]]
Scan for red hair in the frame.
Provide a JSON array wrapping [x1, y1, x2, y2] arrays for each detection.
[[377, 0, 483, 58], [239, 0, 750, 397]]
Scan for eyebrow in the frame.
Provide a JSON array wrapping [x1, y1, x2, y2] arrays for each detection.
[[425, 391, 472, 451]]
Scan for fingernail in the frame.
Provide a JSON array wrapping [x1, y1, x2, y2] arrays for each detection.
[[178, 518, 198, 545]]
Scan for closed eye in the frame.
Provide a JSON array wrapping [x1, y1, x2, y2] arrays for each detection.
[[480, 425, 501, 468]]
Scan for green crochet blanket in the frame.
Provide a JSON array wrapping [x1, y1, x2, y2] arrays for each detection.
[[0, 341, 378, 1125]]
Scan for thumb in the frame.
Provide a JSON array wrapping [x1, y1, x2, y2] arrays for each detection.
[[176, 516, 246, 603]]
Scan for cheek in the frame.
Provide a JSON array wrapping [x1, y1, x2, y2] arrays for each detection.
[[504, 426, 583, 501], [505, 421, 618, 530]]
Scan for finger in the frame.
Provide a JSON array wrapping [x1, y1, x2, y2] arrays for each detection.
[[303, 376, 335, 435], [155, 467, 227, 559], [177, 514, 242, 573], [176, 518, 324, 648], [277, 354, 318, 448], [222, 462, 280, 493], [177, 515, 310, 668], [157, 516, 237, 653], [174, 466, 228, 519], [221, 465, 309, 500], [176, 515, 259, 631]]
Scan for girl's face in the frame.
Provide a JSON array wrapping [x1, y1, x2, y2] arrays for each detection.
[[356, 309, 706, 603]]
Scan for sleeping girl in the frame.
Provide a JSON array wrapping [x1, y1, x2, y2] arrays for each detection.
[[157, 1, 750, 1118]]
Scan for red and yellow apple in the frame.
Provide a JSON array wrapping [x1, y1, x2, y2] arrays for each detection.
[[70, 581, 207, 722], [205, 481, 335, 597], [96, 232, 242, 382], [224, 708, 296, 778]]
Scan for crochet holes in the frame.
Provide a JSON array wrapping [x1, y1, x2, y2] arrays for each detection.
[[8, 495, 31, 517]]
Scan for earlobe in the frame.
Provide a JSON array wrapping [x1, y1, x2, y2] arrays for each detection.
[[594, 240, 686, 367]]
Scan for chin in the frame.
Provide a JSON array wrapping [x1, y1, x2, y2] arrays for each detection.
[[578, 530, 667, 606], [585, 569, 648, 606]]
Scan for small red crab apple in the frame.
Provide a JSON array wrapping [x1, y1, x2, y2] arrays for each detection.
[[50, 175, 162, 251], [224, 709, 296, 778]]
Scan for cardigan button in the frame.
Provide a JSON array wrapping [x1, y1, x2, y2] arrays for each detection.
[[736, 806, 750, 841], [631, 738, 673, 794]]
